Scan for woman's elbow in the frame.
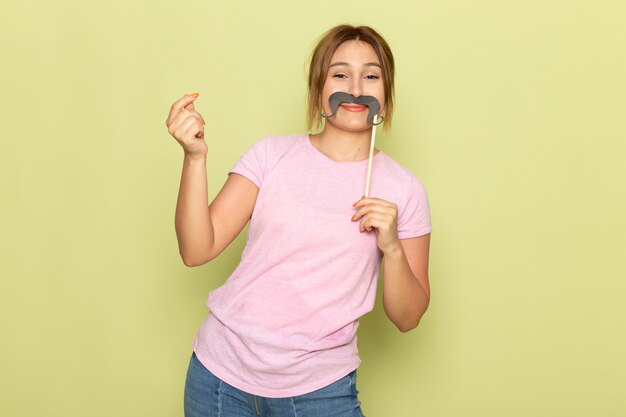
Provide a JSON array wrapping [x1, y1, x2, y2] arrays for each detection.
[[398, 305, 430, 333], [180, 252, 211, 267], [398, 319, 419, 333]]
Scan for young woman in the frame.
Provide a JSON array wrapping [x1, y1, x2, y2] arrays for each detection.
[[165, 24, 432, 417]]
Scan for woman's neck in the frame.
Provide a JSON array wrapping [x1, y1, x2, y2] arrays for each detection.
[[309, 124, 379, 163]]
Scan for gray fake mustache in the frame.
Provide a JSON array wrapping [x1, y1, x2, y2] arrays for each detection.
[[321, 92, 384, 125]]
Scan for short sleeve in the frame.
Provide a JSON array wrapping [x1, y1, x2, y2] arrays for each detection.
[[397, 176, 433, 239], [228, 138, 268, 188]]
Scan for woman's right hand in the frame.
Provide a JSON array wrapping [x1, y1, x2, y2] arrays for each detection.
[[166, 93, 207, 159]]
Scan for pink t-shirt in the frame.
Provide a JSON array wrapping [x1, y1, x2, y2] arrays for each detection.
[[192, 133, 432, 398]]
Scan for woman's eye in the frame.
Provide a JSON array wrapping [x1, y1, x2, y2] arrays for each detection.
[[332, 73, 379, 80]]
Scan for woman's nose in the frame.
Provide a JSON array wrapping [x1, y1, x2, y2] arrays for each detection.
[[349, 78, 362, 97]]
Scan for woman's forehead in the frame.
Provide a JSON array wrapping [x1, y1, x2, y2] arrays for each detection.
[[330, 40, 380, 64]]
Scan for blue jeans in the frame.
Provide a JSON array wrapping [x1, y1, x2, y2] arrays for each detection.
[[184, 351, 366, 417]]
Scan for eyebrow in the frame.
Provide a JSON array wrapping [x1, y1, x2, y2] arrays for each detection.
[[329, 61, 382, 68]]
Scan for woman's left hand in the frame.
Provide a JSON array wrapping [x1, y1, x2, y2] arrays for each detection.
[[351, 196, 401, 255]]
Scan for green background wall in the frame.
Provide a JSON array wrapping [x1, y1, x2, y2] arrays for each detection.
[[1, 0, 625, 416]]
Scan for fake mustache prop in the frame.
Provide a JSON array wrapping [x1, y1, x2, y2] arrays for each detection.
[[321, 92, 384, 125]]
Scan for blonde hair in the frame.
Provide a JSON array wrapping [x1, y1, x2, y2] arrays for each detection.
[[306, 25, 395, 132]]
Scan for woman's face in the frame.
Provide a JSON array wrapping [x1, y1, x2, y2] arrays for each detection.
[[321, 40, 385, 133]]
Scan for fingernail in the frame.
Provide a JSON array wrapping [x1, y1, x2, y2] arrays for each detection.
[[361, 195, 365, 199], [191, 92, 200, 98], [352, 201, 359, 207], [351, 215, 356, 221]]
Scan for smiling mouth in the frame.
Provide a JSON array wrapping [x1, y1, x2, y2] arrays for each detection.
[[339, 103, 368, 112]]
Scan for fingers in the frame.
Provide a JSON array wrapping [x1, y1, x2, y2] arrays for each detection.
[[180, 111, 205, 127], [167, 112, 203, 141], [166, 93, 206, 128], [180, 100, 207, 125], [351, 198, 397, 232], [181, 122, 204, 141], [352, 199, 397, 219], [178, 116, 205, 143], [173, 93, 199, 112], [353, 196, 395, 208], [357, 213, 393, 232]]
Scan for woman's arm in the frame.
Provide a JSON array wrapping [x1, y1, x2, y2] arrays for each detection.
[[166, 93, 259, 266], [175, 154, 259, 267], [381, 233, 431, 332], [351, 196, 431, 332]]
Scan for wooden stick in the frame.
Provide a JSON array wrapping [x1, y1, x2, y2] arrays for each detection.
[[364, 115, 378, 197]]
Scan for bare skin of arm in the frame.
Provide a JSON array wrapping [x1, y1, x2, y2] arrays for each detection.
[[175, 155, 258, 267], [382, 233, 431, 332], [351, 195, 431, 332]]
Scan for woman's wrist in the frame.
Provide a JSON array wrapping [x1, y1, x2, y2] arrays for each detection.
[[184, 152, 207, 164], [383, 241, 404, 259]]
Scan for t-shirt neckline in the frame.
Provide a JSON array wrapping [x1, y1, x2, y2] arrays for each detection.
[[304, 134, 382, 166]]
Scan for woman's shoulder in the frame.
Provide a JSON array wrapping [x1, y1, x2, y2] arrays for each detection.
[[235, 133, 307, 168], [248, 133, 307, 152], [376, 153, 430, 216], [377, 151, 423, 186], [254, 132, 307, 143]]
